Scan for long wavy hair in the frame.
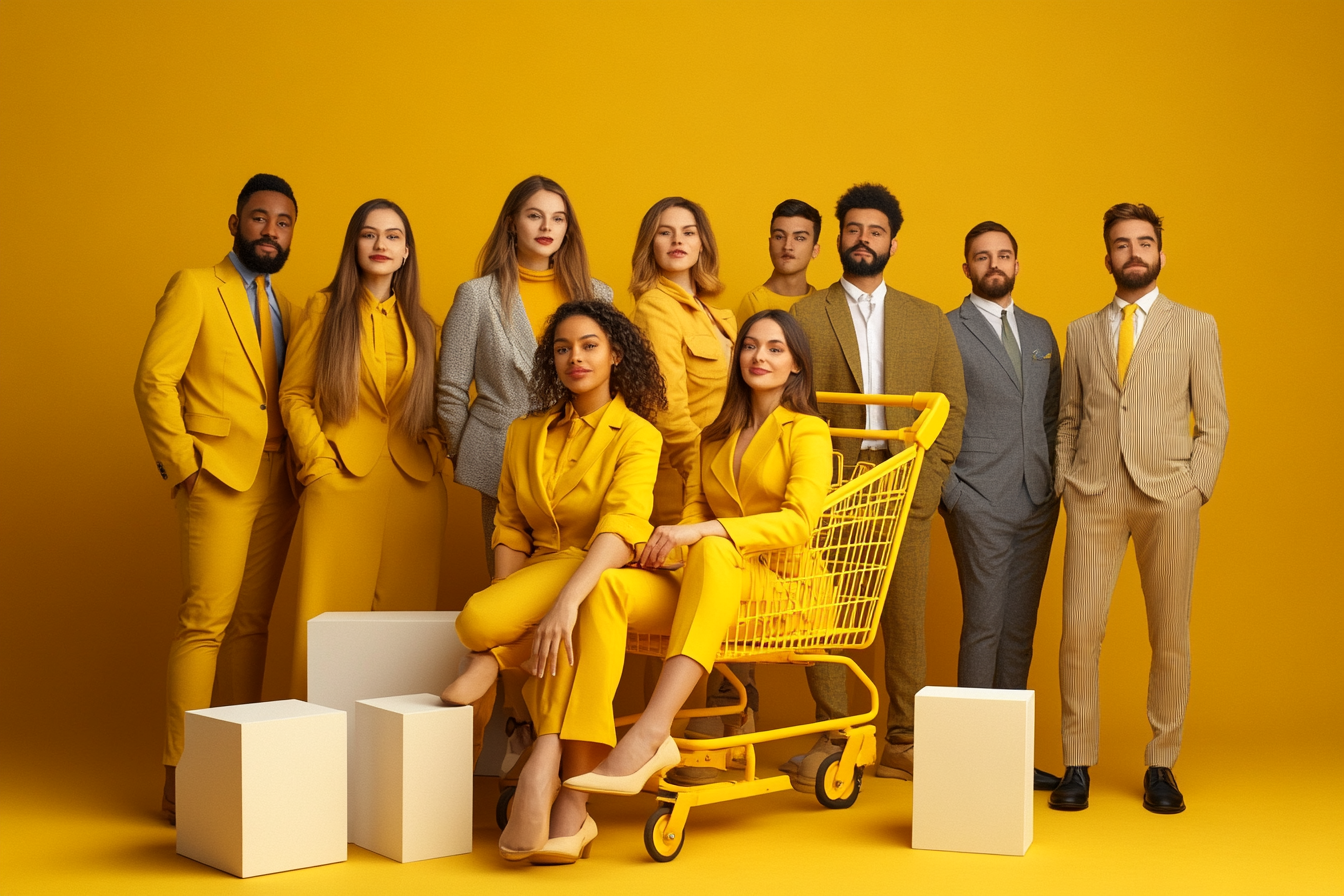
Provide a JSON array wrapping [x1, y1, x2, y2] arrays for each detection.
[[629, 196, 723, 299], [314, 199, 436, 435], [701, 309, 822, 444], [528, 300, 668, 424], [477, 175, 594, 322]]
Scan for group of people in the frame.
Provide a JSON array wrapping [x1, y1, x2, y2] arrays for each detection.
[[134, 172, 1228, 860]]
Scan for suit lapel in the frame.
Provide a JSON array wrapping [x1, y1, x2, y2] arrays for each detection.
[[1085, 303, 1120, 391], [1126, 294, 1173, 386], [823, 284, 865, 394], [214, 259, 264, 385], [709, 428, 743, 512], [737, 410, 785, 504], [551, 396, 623, 505], [958, 299, 1020, 391], [388, 299, 415, 398], [495, 276, 537, 375]]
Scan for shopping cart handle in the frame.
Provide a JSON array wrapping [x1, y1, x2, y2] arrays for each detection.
[[815, 392, 949, 450]]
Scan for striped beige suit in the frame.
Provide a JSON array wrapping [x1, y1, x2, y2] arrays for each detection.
[[1055, 292, 1228, 768]]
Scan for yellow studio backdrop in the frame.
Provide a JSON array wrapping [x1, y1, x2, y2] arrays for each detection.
[[1, 2, 1341, 894]]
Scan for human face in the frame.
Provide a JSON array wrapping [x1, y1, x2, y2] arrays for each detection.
[[838, 209, 894, 277], [1105, 219, 1165, 292], [553, 314, 619, 401], [740, 317, 800, 396], [963, 231, 1019, 301], [653, 206, 701, 275], [356, 207, 410, 278], [228, 190, 296, 274], [512, 189, 568, 269], [769, 215, 820, 275]]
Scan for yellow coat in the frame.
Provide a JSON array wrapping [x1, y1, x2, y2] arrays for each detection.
[[492, 393, 662, 559], [133, 256, 295, 491], [281, 291, 445, 485], [632, 277, 738, 491], [683, 404, 833, 553]]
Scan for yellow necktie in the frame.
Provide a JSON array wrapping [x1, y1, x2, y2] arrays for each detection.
[[1117, 302, 1138, 386], [256, 276, 284, 450]]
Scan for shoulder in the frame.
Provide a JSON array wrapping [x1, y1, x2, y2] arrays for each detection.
[[590, 278, 615, 301], [887, 288, 946, 320], [300, 290, 333, 316], [1013, 305, 1055, 333], [1158, 294, 1215, 326], [789, 286, 833, 318], [778, 407, 829, 436], [456, 274, 498, 301], [617, 409, 662, 447]]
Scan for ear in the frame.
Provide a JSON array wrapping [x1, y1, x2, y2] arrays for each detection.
[[890, 237, 899, 256], [1012, 258, 1021, 277], [1103, 253, 1115, 274], [810, 242, 821, 260], [610, 345, 624, 367], [961, 261, 972, 280], [1159, 249, 1167, 269], [228, 214, 239, 237]]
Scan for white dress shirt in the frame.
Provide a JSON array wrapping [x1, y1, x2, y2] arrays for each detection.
[[1107, 284, 1160, 353], [969, 292, 1019, 345], [840, 277, 887, 450]]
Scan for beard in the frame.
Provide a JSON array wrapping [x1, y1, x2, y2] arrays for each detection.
[[1112, 257, 1161, 291], [233, 232, 291, 274], [840, 242, 891, 277], [973, 269, 1016, 300]]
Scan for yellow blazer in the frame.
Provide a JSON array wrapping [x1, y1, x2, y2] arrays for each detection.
[[494, 394, 662, 558], [632, 277, 738, 487], [281, 291, 444, 485], [133, 256, 294, 491], [682, 405, 832, 553]]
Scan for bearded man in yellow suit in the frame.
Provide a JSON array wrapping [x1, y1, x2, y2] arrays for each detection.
[[133, 174, 300, 824]]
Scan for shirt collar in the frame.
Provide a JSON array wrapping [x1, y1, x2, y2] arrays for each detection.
[[551, 398, 611, 431], [969, 293, 1014, 316], [840, 277, 887, 305], [228, 250, 266, 290], [1112, 284, 1160, 316]]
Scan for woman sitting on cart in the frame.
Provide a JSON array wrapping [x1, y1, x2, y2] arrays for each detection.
[[440, 300, 666, 862], [563, 309, 832, 797]]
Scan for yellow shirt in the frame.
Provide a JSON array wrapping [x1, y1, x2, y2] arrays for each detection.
[[519, 266, 565, 341], [365, 290, 408, 402], [737, 283, 815, 324], [543, 399, 609, 495]]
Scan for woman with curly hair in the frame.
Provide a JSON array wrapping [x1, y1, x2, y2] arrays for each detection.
[[441, 300, 667, 864]]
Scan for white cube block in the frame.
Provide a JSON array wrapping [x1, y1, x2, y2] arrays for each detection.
[[912, 686, 1033, 857], [351, 695, 473, 862], [177, 700, 347, 877]]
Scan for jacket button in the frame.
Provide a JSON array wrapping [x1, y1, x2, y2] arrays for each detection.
[[381, 416, 388, 424], [260, 404, 267, 410]]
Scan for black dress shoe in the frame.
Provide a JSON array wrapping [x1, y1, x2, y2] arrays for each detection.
[[1143, 766, 1186, 814], [1033, 767, 1062, 791], [1048, 766, 1090, 810]]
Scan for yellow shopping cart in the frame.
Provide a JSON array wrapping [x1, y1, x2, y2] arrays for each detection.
[[494, 392, 947, 859]]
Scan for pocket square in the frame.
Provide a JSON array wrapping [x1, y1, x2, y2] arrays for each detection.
[[1031, 350, 1053, 361]]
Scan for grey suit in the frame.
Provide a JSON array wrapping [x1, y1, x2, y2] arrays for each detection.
[[436, 273, 614, 500], [941, 297, 1061, 690]]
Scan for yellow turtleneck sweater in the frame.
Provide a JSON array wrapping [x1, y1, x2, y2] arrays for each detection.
[[519, 266, 566, 341]]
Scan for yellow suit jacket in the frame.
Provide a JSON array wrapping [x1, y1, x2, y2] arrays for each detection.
[[683, 406, 832, 553], [133, 256, 294, 491], [1055, 294, 1229, 502], [493, 394, 662, 558], [632, 277, 739, 488], [281, 291, 445, 485]]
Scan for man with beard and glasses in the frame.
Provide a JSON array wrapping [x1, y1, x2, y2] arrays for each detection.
[[942, 221, 1063, 791], [133, 173, 301, 824], [1048, 203, 1228, 815], [785, 183, 966, 791]]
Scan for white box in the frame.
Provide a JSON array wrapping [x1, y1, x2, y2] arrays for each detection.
[[176, 700, 347, 877], [912, 686, 1034, 857], [351, 695, 473, 862]]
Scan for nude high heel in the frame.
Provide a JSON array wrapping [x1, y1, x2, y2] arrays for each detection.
[[563, 737, 682, 796], [529, 815, 598, 865]]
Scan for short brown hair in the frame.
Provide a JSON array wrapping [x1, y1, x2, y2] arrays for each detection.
[[963, 221, 1017, 259], [629, 197, 723, 299], [1103, 203, 1163, 250]]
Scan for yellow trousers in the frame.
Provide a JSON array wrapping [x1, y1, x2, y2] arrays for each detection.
[[456, 551, 585, 739], [164, 451, 297, 765], [288, 453, 447, 697], [566, 536, 748, 746]]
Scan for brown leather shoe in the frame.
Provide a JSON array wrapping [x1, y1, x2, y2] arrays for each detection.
[[788, 735, 843, 793], [876, 742, 914, 780], [162, 765, 176, 826]]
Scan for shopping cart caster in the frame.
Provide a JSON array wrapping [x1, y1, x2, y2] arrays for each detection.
[[815, 752, 862, 809], [495, 786, 515, 830], [644, 806, 685, 862]]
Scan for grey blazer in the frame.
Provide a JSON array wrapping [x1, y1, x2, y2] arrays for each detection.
[[436, 273, 613, 499], [942, 297, 1061, 510]]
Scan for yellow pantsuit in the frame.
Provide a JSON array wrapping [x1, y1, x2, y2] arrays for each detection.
[[454, 395, 661, 738], [280, 289, 448, 697], [632, 277, 737, 526], [565, 405, 832, 746], [134, 256, 298, 766]]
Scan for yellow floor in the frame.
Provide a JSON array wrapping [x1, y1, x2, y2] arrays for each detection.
[[4, 733, 1340, 896]]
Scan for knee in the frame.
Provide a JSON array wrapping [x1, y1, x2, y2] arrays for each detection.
[[455, 599, 494, 652], [691, 535, 741, 567]]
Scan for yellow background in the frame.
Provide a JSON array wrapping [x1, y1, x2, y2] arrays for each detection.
[[2, 2, 1341, 894]]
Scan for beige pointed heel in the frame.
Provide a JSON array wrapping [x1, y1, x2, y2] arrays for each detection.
[[563, 737, 681, 796], [529, 815, 598, 865]]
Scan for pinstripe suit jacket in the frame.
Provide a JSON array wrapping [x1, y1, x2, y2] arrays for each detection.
[[435, 273, 614, 498], [1054, 293, 1228, 503]]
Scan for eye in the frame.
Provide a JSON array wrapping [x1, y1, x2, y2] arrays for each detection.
[[387, 234, 400, 241], [279, 221, 290, 228]]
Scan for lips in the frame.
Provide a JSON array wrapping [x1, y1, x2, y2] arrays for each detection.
[[536, 237, 554, 245], [370, 255, 390, 262], [566, 367, 592, 378], [748, 367, 769, 376]]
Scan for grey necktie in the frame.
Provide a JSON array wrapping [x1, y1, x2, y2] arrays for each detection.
[[1001, 309, 1022, 391]]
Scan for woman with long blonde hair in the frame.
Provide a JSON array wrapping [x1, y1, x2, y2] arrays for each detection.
[[279, 198, 447, 695]]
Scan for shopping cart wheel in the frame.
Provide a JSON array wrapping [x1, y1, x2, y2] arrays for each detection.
[[644, 806, 684, 862], [495, 786, 515, 830], [815, 753, 862, 809]]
